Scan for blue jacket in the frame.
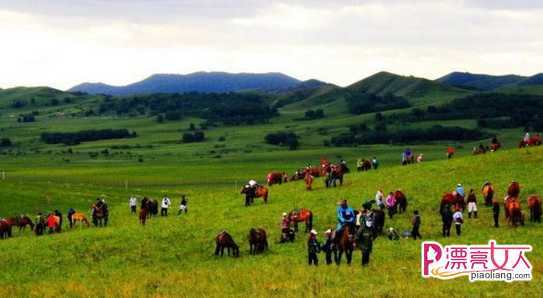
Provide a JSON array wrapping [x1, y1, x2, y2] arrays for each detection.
[[456, 186, 465, 197], [337, 206, 355, 225]]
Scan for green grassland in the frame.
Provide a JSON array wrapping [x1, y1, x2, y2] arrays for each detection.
[[1, 144, 542, 297]]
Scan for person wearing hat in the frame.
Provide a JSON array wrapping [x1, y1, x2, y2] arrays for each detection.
[[307, 229, 321, 266], [321, 229, 334, 265], [336, 200, 355, 235], [455, 184, 465, 199]]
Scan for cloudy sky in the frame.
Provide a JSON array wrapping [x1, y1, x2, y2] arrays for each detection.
[[1, 0, 542, 90]]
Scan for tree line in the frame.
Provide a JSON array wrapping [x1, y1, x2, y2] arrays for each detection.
[[41, 129, 137, 145]]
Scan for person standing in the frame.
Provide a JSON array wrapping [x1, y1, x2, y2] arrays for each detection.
[[178, 195, 188, 215], [161, 195, 171, 216], [453, 208, 464, 236], [102, 199, 109, 226], [54, 209, 63, 232], [129, 196, 137, 214], [307, 230, 320, 266], [371, 157, 379, 170], [67, 208, 75, 228], [375, 189, 385, 210], [385, 192, 397, 219], [441, 205, 453, 237], [411, 210, 421, 240], [492, 199, 500, 228], [467, 189, 478, 218], [321, 229, 334, 265], [357, 227, 373, 266]]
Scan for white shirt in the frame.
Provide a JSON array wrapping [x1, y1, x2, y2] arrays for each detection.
[[375, 191, 384, 201], [249, 180, 257, 187], [453, 211, 463, 225], [129, 197, 137, 207], [161, 197, 171, 208]]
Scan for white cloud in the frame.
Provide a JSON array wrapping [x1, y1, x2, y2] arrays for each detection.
[[0, 1, 542, 89]]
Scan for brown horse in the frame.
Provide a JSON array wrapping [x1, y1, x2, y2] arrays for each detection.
[[508, 181, 520, 197], [71, 212, 90, 228], [304, 167, 322, 178], [141, 197, 158, 217], [357, 159, 372, 172], [304, 173, 314, 191], [4, 215, 34, 232], [441, 192, 464, 211], [394, 190, 408, 214], [326, 163, 347, 188], [334, 224, 354, 265], [527, 194, 542, 223], [248, 228, 268, 255], [0, 219, 12, 239], [288, 208, 313, 232], [240, 185, 269, 204], [519, 134, 542, 147], [482, 183, 494, 206], [267, 172, 284, 186], [505, 197, 524, 227], [215, 231, 239, 257]]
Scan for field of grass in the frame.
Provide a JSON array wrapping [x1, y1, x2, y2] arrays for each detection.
[[1, 142, 543, 297]]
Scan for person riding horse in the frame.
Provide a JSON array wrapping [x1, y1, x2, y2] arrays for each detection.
[[335, 200, 355, 238]]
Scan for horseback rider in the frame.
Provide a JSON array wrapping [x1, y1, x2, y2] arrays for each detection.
[[336, 200, 355, 236]]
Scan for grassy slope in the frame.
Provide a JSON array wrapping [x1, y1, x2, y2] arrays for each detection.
[[1, 146, 543, 297]]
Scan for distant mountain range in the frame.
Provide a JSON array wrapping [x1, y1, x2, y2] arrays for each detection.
[[66, 70, 543, 97], [437, 71, 543, 90], [69, 72, 301, 96]]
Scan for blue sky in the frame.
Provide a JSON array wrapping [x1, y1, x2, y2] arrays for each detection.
[[0, 0, 542, 89]]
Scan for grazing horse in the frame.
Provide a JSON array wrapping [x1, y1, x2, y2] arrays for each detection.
[[333, 225, 354, 265], [5, 216, 34, 232], [326, 163, 347, 188], [0, 219, 12, 239], [291, 169, 305, 181], [505, 197, 524, 227], [357, 159, 372, 172], [248, 228, 268, 255], [240, 185, 269, 204], [288, 208, 313, 232], [304, 173, 314, 191], [71, 212, 90, 228], [266, 172, 284, 186], [139, 208, 148, 225], [527, 195, 542, 223], [482, 183, 494, 206], [394, 190, 408, 214], [215, 231, 239, 257]]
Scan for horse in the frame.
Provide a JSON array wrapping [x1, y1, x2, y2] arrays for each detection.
[[441, 192, 464, 211], [527, 194, 542, 223], [0, 219, 12, 239], [4, 215, 34, 233], [304, 166, 322, 178], [482, 183, 494, 206], [519, 135, 542, 147], [92, 204, 107, 227], [290, 169, 305, 181], [326, 163, 347, 188], [71, 212, 90, 228], [141, 197, 159, 218], [240, 185, 269, 205], [357, 159, 372, 172], [394, 190, 408, 214], [215, 231, 239, 257], [304, 173, 314, 191], [370, 209, 386, 236], [505, 197, 524, 227], [139, 208, 148, 225], [288, 208, 313, 232], [333, 224, 354, 265], [248, 228, 268, 255], [266, 172, 283, 186], [508, 181, 520, 197]]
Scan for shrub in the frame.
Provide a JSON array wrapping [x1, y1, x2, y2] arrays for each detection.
[[182, 131, 205, 143], [0, 138, 12, 147], [265, 131, 299, 150], [41, 129, 136, 145]]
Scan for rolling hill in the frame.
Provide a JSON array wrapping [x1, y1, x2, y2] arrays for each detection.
[[437, 72, 527, 90], [69, 72, 302, 95]]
